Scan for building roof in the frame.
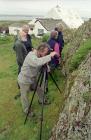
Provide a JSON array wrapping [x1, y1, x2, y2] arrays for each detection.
[[9, 23, 25, 28], [35, 18, 68, 31], [46, 5, 84, 29]]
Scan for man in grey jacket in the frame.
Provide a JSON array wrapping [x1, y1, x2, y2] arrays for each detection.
[[18, 43, 58, 115]]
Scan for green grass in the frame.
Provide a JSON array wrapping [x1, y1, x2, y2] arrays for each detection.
[[83, 92, 91, 103], [0, 36, 65, 140], [32, 37, 42, 48], [69, 38, 91, 72], [0, 35, 14, 45], [62, 43, 72, 57]]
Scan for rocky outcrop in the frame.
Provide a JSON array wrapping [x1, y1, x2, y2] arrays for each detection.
[[62, 19, 91, 76], [50, 52, 91, 140], [50, 19, 91, 140]]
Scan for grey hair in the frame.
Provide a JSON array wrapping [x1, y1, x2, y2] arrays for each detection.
[[37, 43, 50, 51], [22, 25, 30, 32]]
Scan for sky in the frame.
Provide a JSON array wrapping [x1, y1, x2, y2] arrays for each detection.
[[0, 0, 91, 17]]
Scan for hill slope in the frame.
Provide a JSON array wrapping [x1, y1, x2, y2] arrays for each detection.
[[50, 19, 91, 140]]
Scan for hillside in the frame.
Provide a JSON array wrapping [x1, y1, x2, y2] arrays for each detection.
[[0, 19, 91, 140], [50, 19, 91, 140], [0, 35, 66, 140]]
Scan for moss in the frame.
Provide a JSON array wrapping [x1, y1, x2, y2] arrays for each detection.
[[83, 92, 91, 103], [69, 39, 91, 72], [83, 80, 90, 86]]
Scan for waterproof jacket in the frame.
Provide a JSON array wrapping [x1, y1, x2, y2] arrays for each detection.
[[47, 38, 60, 67], [13, 39, 28, 65], [57, 31, 64, 49]]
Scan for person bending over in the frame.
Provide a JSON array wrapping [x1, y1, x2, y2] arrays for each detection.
[[18, 43, 58, 116]]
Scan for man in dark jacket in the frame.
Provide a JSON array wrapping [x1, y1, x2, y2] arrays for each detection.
[[13, 25, 33, 74], [14, 30, 28, 74]]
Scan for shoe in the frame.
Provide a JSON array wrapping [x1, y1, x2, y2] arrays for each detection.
[[38, 99, 51, 105]]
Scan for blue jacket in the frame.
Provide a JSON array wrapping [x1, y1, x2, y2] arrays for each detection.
[[57, 31, 64, 49]]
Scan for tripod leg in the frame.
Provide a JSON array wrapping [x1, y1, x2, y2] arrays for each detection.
[[24, 69, 42, 124], [39, 72, 44, 87], [49, 72, 62, 94], [39, 93, 45, 140], [39, 70, 46, 140], [45, 71, 48, 93]]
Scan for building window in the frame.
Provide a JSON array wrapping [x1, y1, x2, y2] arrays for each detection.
[[38, 29, 44, 36]]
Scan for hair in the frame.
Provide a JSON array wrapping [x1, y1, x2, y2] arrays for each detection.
[[55, 27, 58, 31], [37, 43, 50, 52], [50, 30, 58, 38], [55, 24, 63, 31], [22, 24, 30, 33]]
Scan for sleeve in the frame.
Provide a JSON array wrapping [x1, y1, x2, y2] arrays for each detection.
[[61, 34, 64, 48], [22, 44, 28, 61], [27, 34, 33, 50], [28, 54, 51, 67], [15, 41, 27, 65]]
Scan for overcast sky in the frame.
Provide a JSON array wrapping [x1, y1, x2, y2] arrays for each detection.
[[0, 0, 91, 17]]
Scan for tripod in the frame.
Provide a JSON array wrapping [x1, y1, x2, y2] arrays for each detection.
[[24, 64, 62, 140]]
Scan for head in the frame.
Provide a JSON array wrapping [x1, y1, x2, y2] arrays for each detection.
[[22, 24, 30, 34], [56, 24, 63, 32], [50, 30, 58, 39], [19, 30, 27, 41], [37, 43, 50, 57], [55, 27, 58, 31]]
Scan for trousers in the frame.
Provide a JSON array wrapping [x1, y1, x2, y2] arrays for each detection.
[[18, 82, 44, 113]]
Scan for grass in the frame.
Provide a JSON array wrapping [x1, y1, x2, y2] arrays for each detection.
[[0, 36, 65, 140], [69, 38, 91, 72]]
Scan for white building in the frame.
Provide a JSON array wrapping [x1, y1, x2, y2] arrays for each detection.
[[9, 23, 32, 35], [46, 5, 84, 29], [9, 23, 23, 35], [28, 18, 67, 37]]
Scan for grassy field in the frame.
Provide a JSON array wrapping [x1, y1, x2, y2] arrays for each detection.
[[0, 36, 66, 140]]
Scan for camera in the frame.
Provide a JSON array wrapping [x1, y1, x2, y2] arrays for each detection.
[[47, 47, 53, 55]]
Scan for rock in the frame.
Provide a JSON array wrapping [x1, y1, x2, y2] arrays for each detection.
[[50, 53, 91, 140]]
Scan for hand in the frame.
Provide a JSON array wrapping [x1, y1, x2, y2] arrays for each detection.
[[50, 51, 59, 58]]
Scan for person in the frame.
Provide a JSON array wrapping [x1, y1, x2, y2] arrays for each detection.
[[13, 30, 28, 74], [18, 43, 58, 116], [21, 25, 33, 53], [55, 25, 64, 57], [13, 24, 33, 74], [47, 30, 60, 68]]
